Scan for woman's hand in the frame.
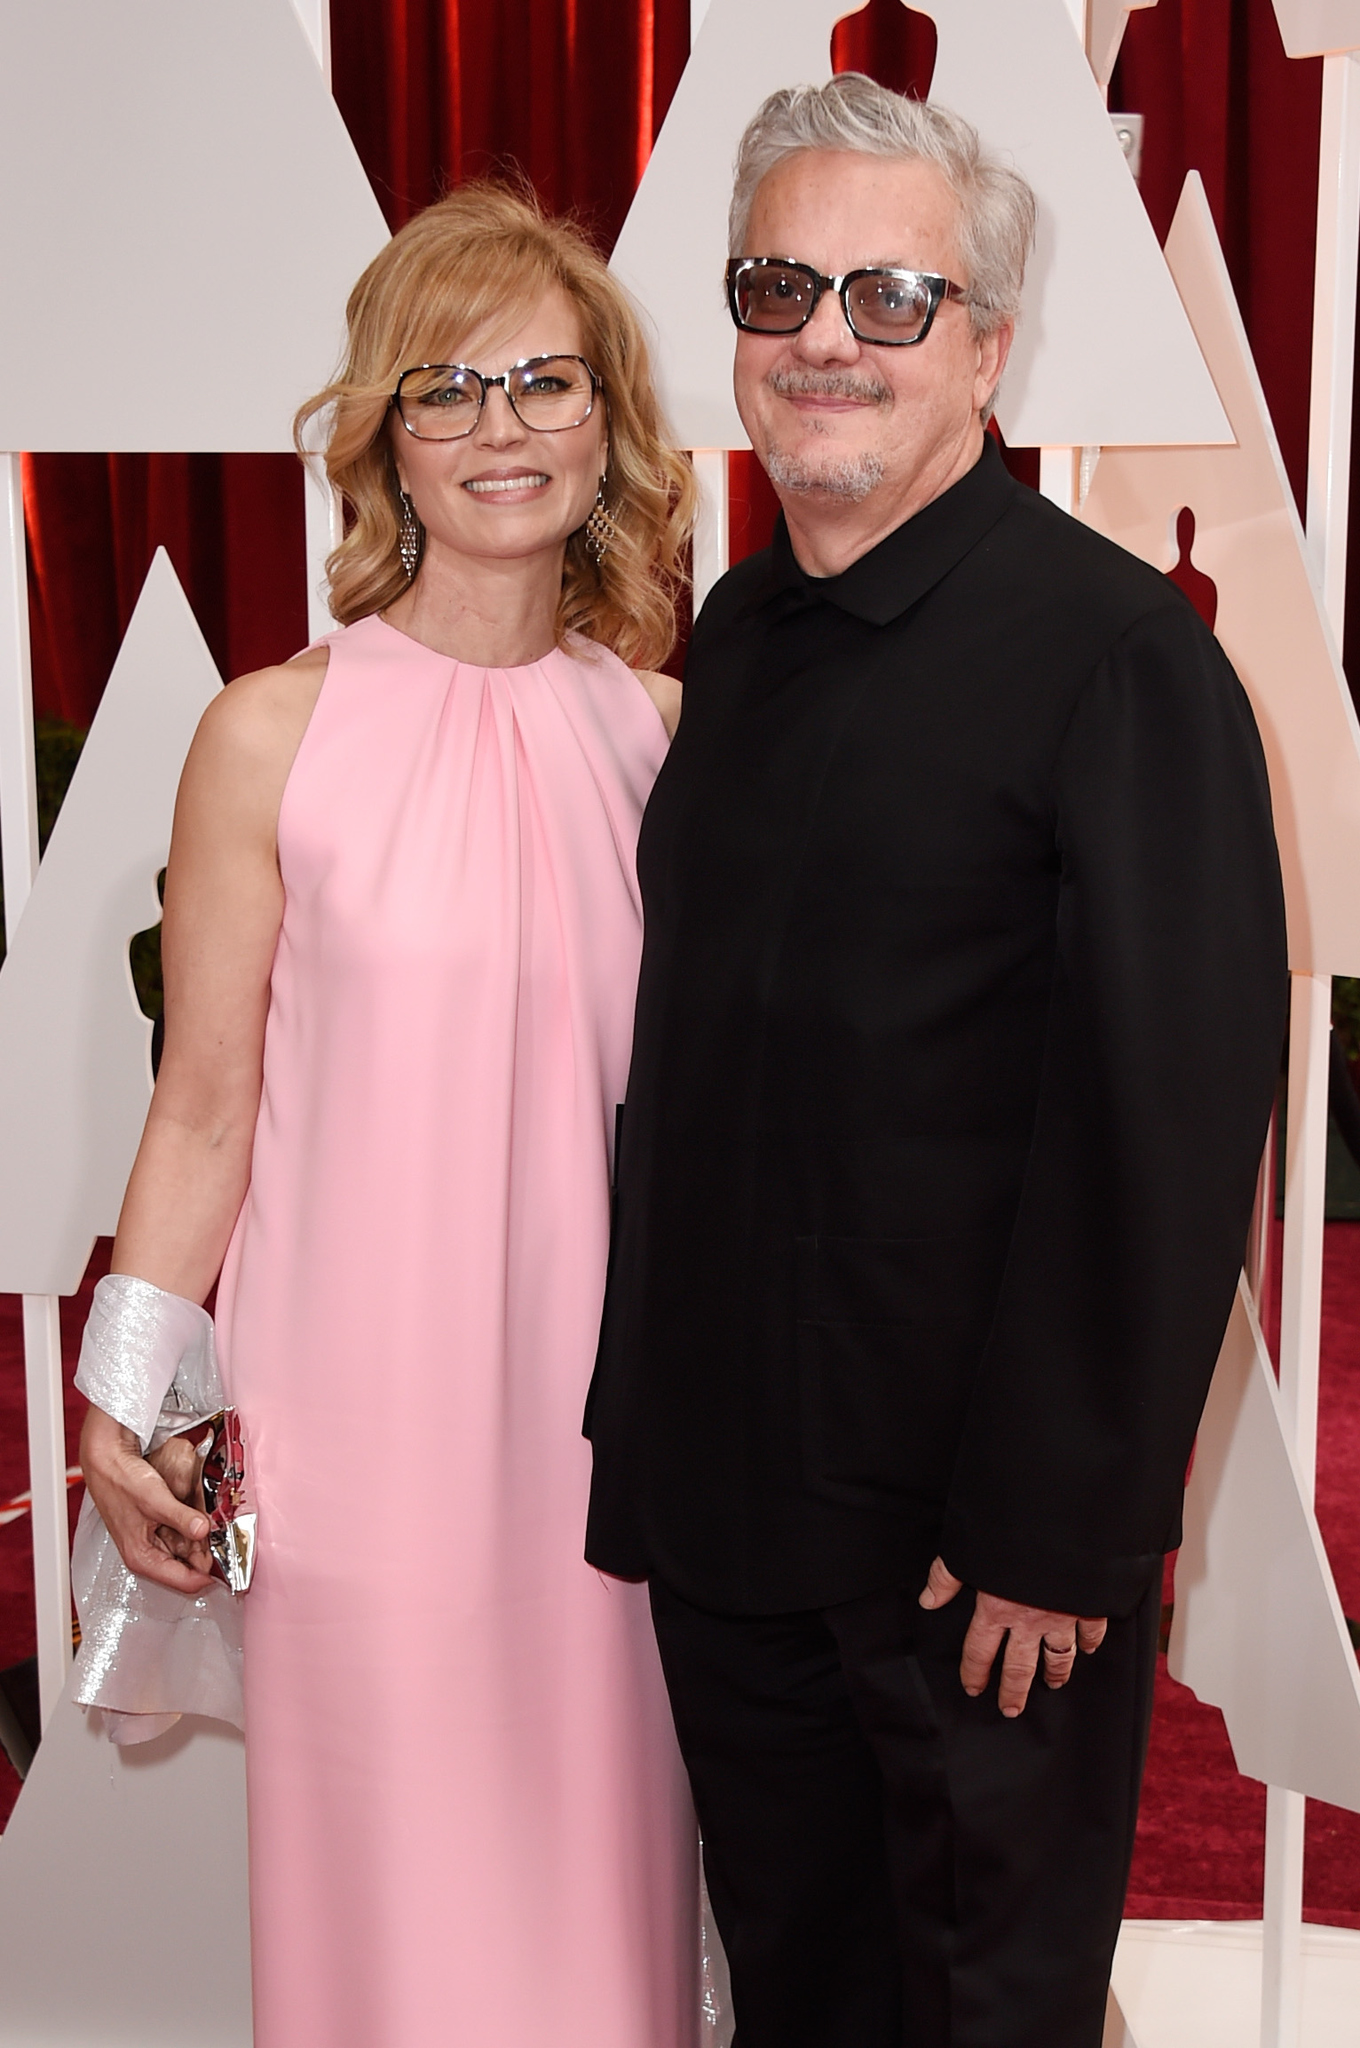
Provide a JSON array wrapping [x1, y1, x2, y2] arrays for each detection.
[[79, 1403, 213, 1593]]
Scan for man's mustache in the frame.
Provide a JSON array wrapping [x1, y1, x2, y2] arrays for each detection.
[[765, 366, 892, 406]]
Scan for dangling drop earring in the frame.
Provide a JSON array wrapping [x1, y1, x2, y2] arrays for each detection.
[[584, 477, 616, 567], [398, 491, 421, 580]]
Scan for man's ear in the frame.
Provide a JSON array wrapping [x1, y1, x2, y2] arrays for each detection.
[[975, 319, 1015, 418]]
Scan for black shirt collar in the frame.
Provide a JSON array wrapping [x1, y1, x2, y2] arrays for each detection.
[[769, 432, 1018, 626]]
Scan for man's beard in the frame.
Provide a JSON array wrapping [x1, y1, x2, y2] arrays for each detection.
[[765, 444, 886, 502], [761, 366, 890, 503]]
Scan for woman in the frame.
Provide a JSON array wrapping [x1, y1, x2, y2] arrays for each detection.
[[77, 183, 699, 2048]]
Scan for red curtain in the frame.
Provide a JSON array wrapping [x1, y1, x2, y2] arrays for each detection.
[[24, 454, 308, 722], [19, 0, 1344, 723], [1112, 1, 1323, 520]]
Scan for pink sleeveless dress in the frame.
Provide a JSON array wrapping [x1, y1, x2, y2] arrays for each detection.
[[213, 614, 696, 2048]]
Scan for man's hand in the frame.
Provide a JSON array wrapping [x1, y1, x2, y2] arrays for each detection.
[[79, 1404, 214, 1593], [918, 1556, 1107, 1717]]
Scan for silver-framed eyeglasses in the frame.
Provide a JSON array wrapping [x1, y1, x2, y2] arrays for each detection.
[[726, 257, 968, 347], [391, 354, 600, 441]]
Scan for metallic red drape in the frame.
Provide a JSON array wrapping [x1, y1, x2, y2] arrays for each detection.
[[19, 0, 1342, 724]]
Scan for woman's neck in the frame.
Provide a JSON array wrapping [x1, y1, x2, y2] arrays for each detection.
[[381, 540, 568, 666]]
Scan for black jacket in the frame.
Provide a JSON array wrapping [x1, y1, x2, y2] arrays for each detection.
[[584, 437, 1287, 1620]]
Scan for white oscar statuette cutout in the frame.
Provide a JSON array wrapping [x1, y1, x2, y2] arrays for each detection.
[[0, 555, 254, 2046], [0, 1691, 253, 2048], [1266, 15, 1360, 2038], [0, 554, 224, 1301], [1084, 175, 1360, 979], [1087, 0, 1159, 94], [0, 0, 383, 1727], [0, 547, 223, 1852], [0, 0, 385, 454], [1172, 1279, 1360, 1813], [1273, 0, 1360, 59], [0, 2, 377, 2038], [1083, 169, 1360, 2048]]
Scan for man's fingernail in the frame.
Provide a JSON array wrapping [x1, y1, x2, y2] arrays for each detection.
[[190, 1518, 208, 1537], [919, 1590, 936, 1608], [1002, 1706, 1021, 1718], [963, 1685, 981, 1696]]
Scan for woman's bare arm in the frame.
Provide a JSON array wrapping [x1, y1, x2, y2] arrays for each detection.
[[79, 647, 326, 1591], [111, 649, 325, 1292]]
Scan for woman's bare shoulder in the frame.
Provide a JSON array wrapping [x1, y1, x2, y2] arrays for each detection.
[[632, 666, 682, 740], [178, 646, 330, 835], [190, 645, 329, 776]]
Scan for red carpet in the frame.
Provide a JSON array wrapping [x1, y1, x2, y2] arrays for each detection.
[[3, 1230, 1360, 1929], [1124, 1219, 1360, 1926]]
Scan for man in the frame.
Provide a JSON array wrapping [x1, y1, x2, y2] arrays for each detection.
[[585, 75, 1286, 2048]]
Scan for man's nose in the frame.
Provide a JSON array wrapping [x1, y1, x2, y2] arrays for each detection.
[[793, 285, 862, 364]]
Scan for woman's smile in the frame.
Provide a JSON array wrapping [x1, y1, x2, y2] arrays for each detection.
[[462, 467, 552, 498]]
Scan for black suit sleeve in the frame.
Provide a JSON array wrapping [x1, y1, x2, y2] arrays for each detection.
[[938, 601, 1287, 1618]]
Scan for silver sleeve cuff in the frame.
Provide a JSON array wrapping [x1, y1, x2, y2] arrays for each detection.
[[74, 1274, 218, 1453]]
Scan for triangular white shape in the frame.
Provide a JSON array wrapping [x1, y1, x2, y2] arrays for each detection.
[[0, 0, 388, 451], [1169, 1281, 1360, 1811], [610, 0, 1229, 449], [0, 1675, 250, 2046], [1088, 0, 1158, 92], [0, 550, 221, 1294], [1082, 172, 1360, 976], [1272, 0, 1360, 56]]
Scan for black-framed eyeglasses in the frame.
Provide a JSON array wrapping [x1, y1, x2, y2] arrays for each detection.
[[726, 257, 969, 347], [391, 354, 600, 440]]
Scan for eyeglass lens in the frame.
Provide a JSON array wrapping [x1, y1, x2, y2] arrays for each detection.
[[735, 262, 937, 344], [397, 356, 595, 440]]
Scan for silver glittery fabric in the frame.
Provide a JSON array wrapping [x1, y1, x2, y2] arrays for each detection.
[[700, 1867, 734, 2044], [74, 1273, 217, 1451], [71, 1273, 243, 1743], [70, 1494, 244, 1741]]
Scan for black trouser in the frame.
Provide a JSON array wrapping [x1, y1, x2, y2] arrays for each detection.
[[649, 1566, 1160, 2048]]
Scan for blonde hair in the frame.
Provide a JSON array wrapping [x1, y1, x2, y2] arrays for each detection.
[[295, 182, 696, 669]]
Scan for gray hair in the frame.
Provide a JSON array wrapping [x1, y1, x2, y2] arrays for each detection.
[[729, 74, 1036, 341]]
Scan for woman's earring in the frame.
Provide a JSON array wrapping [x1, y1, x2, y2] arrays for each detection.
[[398, 491, 421, 581], [585, 477, 616, 567]]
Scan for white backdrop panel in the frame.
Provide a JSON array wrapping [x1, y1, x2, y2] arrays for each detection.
[[1274, 0, 1360, 56], [1088, 0, 1158, 93], [0, 551, 221, 1295], [0, 0, 387, 452], [1082, 173, 1360, 977], [1170, 1283, 1360, 1810], [611, 0, 1229, 451], [0, 1681, 251, 2047]]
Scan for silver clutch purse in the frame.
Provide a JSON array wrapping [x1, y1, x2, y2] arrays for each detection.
[[184, 1406, 257, 1594]]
